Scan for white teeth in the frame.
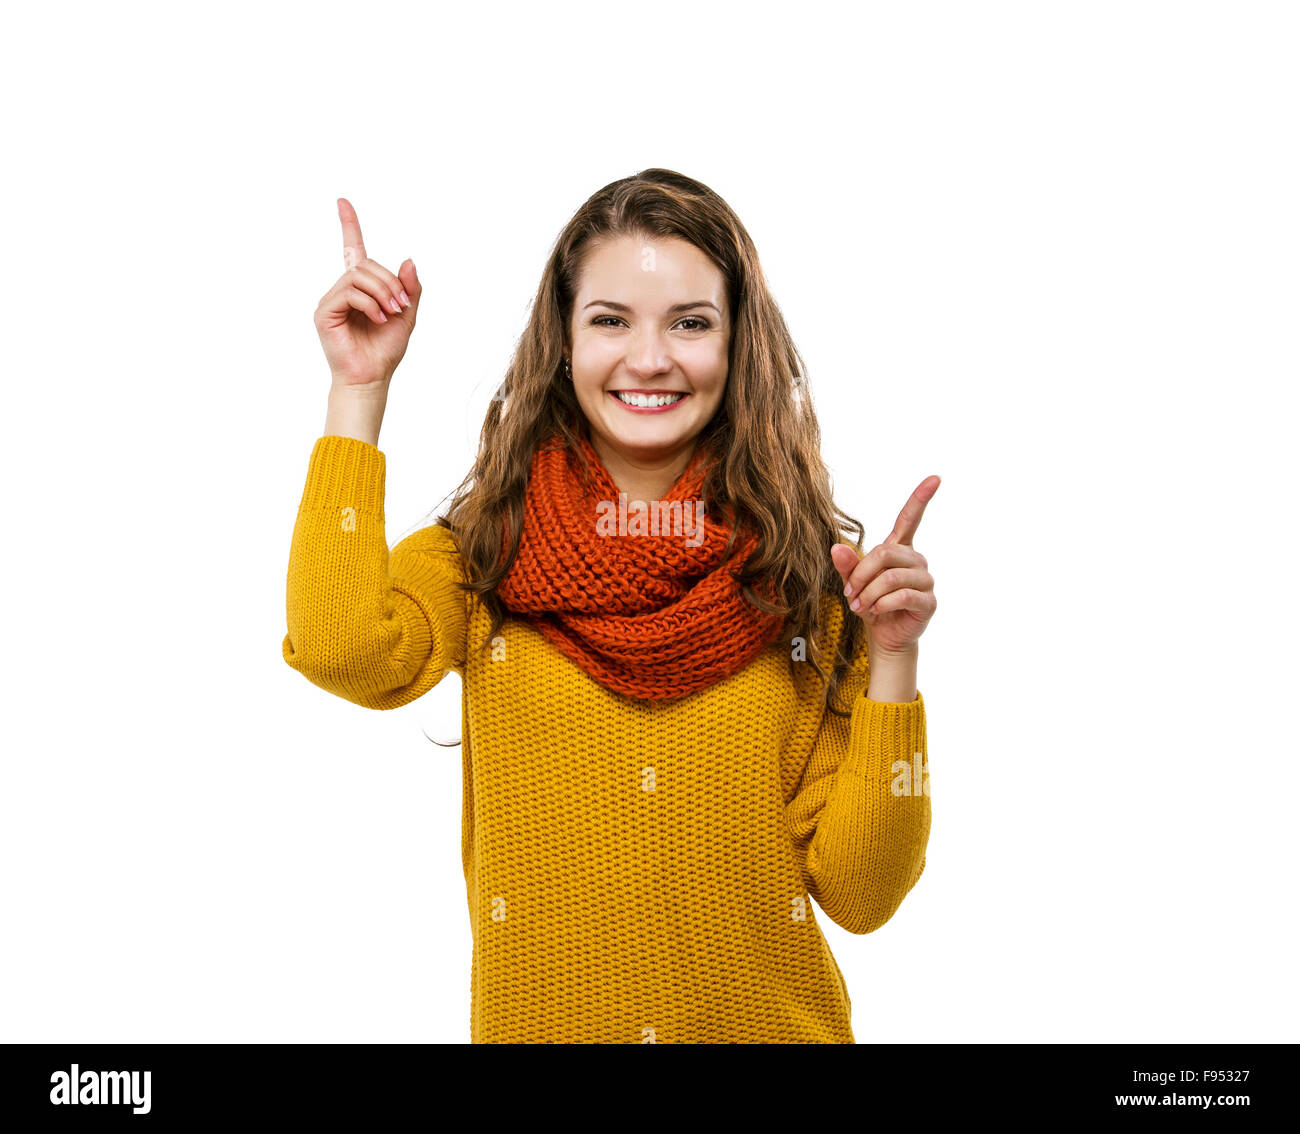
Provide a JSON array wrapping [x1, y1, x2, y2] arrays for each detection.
[[615, 391, 685, 408]]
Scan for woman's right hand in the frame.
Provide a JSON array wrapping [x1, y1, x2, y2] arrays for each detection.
[[314, 198, 421, 389]]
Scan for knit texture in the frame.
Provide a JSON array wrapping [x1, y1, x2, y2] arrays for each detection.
[[283, 434, 931, 1044], [496, 430, 786, 702]]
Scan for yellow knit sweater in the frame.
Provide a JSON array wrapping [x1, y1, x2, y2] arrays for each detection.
[[282, 434, 931, 1044]]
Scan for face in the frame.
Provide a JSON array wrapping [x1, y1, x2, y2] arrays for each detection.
[[567, 234, 729, 474]]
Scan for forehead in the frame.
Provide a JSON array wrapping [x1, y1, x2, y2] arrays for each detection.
[[576, 235, 724, 303]]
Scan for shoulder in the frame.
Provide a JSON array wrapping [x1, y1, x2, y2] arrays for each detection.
[[393, 519, 466, 582]]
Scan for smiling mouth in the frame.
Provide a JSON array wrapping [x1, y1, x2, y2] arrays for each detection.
[[611, 391, 688, 410]]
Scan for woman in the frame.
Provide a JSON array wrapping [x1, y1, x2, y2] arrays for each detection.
[[283, 169, 939, 1044]]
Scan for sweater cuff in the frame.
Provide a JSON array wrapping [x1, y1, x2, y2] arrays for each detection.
[[298, 434, 386, 516], [842, 689, 927, 780]]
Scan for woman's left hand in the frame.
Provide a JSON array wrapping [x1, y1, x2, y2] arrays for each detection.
[[831, 475, 940, 655]]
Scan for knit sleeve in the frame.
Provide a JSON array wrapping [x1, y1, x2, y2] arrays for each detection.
[[784, 600, 931, 935], [282, 434, 468, 710]]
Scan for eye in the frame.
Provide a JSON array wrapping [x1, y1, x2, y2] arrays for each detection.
[[589, 315, 711, 330]]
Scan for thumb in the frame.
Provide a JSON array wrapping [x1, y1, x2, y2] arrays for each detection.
[[830, 542, 860, 583], [399, 258, 421, 304]]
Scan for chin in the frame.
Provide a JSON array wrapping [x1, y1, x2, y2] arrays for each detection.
[[599, 421, 697, 458], [609, 415, 698, 441]]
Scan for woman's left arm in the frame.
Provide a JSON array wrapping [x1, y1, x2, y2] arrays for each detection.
[[785, 476, 940, 934], [786, 680, 931, 934]]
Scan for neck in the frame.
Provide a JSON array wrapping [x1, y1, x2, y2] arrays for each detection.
[[590, 434, 698, 504]]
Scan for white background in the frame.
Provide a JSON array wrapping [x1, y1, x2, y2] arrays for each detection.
[[3, 0, 1296, 1043]]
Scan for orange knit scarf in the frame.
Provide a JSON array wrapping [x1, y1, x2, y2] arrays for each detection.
[[496, 432, 787, 703]]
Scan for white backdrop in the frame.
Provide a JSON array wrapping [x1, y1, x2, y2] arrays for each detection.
[[3, 0, 1296, 1043]]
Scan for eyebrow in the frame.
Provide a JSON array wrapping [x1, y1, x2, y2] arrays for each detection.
[[582, 299, 721, 315]]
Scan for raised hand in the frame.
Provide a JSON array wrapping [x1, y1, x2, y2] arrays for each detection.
[[313, 198, 421, 389], [831, 475, 939, 655]]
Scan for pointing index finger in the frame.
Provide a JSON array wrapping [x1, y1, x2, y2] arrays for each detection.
[[338, 197, 366, 271], [885, 475, 941, 546]]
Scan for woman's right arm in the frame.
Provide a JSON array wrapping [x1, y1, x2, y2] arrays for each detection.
[[281, 198, 467, 709], [281, 430, 468, 710]]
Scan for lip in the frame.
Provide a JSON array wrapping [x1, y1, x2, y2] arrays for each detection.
[[609, 390, 690, 414]]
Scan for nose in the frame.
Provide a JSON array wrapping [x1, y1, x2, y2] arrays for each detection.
[[623, 331, 672, 378]]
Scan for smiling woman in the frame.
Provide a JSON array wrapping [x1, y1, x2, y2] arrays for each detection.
[[283, 169, 939, 1043], [566, 237, 729, 498]]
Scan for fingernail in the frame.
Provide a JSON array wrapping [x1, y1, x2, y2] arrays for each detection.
[[843, 582, 852, 596], [389, 297, 402, 314], [850, 598, 860, 611], [399, 290, 410, 307]]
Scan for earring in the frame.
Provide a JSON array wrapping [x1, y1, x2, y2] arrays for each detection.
[[564, 359, 572, 380]]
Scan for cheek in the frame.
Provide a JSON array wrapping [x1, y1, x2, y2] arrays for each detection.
[[575, 378, 613, 411], [699, 360, 729, 400], [686, 344, 728, 386]]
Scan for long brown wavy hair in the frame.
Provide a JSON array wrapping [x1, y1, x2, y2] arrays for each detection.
[[427, 167, 869, 716]]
